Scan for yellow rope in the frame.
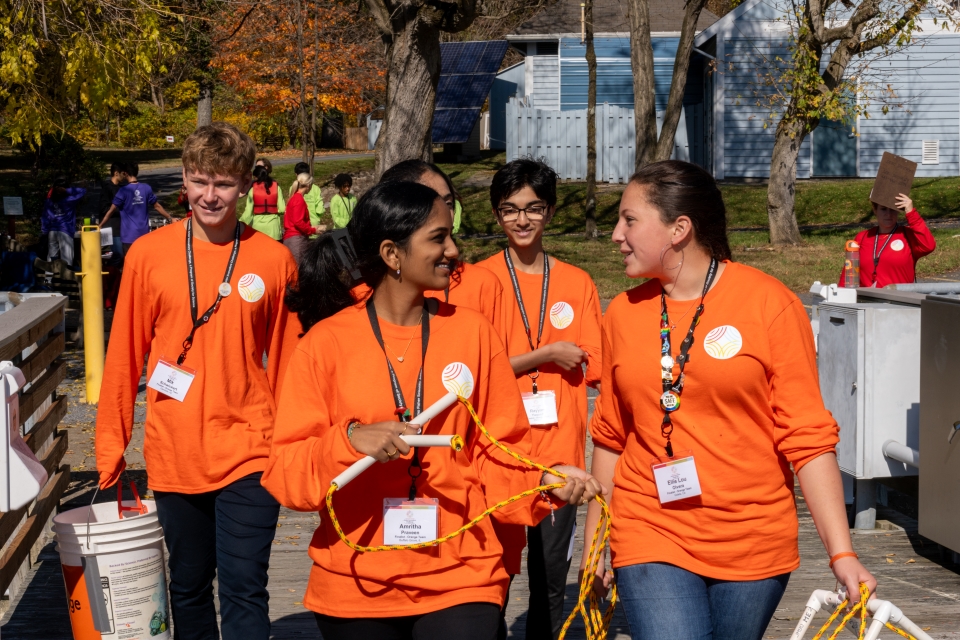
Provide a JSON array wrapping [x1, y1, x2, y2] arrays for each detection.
[[810, 584, 918, 640], [326, 395, 618, 640]]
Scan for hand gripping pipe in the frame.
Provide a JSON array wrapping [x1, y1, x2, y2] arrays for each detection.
[[331, 392, 462, 489], [791, 586, 932, 640]]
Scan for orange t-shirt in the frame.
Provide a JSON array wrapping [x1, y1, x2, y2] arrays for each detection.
[[591, 262, 839, 581], [261, 302, 559, 618], [426, 262, 506, 340], [477, 252, 602, 468], [96, 221, 301, 493]]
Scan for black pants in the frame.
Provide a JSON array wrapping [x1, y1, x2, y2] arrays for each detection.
[[526, 503, 577, 640], [154, 472, 280, 640], [315, 602, 500, 640]]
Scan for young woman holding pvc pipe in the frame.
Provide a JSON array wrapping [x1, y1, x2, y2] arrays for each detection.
[[262, 181, 602, 640], [579, 161, 876, 640]]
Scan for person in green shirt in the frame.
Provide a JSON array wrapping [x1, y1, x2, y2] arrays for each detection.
[[239, 159, 285, 240], [294, 162, 325, 239], [329, 173, 357, 229]]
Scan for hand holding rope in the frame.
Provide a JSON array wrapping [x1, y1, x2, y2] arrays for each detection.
[[326, 395, 618, 640]]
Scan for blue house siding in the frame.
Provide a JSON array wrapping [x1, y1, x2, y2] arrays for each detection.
[[559, 37, 703, 111], [722, 37, 812, 178], [701, 0, 960, 179], [857, 34, 960, 177], [489, 62, 525, 150]]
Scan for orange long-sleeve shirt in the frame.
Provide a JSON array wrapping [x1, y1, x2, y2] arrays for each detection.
[[477, 253, 602, 468], [96, 221, 301, 493], [261, 301, 558, 618], [426, 262, 506, 340], [592, 262, 839, 581]]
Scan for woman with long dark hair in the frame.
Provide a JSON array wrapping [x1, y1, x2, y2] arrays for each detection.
[[581, 161, 875, 640], [262, 181, 601, 640], [379, 160, 507, 339]]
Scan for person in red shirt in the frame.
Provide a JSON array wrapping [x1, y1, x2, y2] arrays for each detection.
[[283, 172, 323, 260], [839, 193, 936, 287], [96, 123, 302, 639], [262, 181, 601, 639], [477, 159, 602, 640], [379, 160, 507, 339]]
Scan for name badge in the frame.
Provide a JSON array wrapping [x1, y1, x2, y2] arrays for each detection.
[[146, 357, 196, 402], [383, 498, 439, 545], [651, 451, 702, 504], [522, 390, 559, 427]]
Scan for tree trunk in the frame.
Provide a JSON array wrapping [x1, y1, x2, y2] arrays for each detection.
[[374, 13, 440, 179], [584, 0, 598, 239], [655, 0, 706, 161], [767, 116, 811, 244], [627, 0, 657, 170], [196, 79, 213, 128]]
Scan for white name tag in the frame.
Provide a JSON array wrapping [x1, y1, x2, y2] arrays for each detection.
[[146, 358, 196, 402], [383, 498, 439, 545], [522, 390, 558, 427], [651, 452, 702, 504]]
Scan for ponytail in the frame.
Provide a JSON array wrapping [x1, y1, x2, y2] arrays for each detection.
[[286, 181, 440, 332]]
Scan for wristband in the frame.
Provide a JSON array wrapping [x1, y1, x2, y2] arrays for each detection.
[[829, 551, 858, 568], [346, 421, 361, 442]]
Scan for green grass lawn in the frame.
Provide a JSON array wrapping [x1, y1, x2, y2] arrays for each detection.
[[231, 151, 960, 298], [14, 147, 960, 298]]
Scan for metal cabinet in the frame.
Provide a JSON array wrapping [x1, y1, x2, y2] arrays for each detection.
[[919, 296, 960, 553], [818, 303, 921, 480]]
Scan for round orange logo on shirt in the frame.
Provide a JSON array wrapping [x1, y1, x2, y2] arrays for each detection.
[[703, 325, 743, 360], [890, 239, 905, 251], [442, 362, 474, 398], [549, 302, 575, 329], [238, 274, 265, 302]]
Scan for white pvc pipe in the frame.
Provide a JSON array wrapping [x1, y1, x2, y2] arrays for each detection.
[[792, 589, 935, 640], [882, 439, 920, 468], [331, 392, 460, 489]]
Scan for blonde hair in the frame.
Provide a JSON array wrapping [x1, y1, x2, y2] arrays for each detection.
[[290, 172, 314, 197], [182, 122, 256, 179]]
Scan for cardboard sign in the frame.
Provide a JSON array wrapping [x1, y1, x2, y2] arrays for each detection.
[[2, 197, 23, 216], [871, 152, 916, 209]]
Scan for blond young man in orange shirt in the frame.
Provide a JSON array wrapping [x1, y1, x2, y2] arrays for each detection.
[[96, 123, 301, 640]]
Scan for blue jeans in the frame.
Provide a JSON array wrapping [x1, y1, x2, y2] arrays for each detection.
[[616, 562, 790, 640], [154, 472, 280, 640]]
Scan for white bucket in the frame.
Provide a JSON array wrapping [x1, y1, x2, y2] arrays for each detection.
[[55, 499, 171, 640]]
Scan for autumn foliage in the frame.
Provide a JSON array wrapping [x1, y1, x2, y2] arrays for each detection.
[[213, 0, 383, 120]]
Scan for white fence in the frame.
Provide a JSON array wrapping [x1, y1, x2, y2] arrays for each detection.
[[506, 97, 691, 183]]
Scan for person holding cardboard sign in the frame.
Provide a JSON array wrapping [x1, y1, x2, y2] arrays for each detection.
[[840, 153, 936, 288]]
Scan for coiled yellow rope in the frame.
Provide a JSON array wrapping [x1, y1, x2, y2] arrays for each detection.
[[811, 584, 917, 640], [325, 395, 618, 640]]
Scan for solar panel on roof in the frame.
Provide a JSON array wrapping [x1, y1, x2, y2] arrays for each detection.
[[433, 40, 508, 144]]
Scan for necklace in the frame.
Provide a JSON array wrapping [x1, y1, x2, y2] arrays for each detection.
[[666, 299, 699, 330], [383, 314, 423, 363]]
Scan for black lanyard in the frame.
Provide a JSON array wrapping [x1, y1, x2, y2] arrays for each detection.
[[178, 219, 242, 366], [657, 258, 719, 458], [365, 298, 430, 500], [503, 248, 549, 391], [873, 224, 899, 267]]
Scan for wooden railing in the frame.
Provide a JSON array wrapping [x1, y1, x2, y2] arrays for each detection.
[[0, 295, 70, 610]]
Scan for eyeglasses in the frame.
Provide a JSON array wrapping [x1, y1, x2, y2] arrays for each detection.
[[497, 205, 548, 222]]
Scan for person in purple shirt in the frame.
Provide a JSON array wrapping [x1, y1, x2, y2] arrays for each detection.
[[101, 161, 172, 254], [42, 176, 86, 266]]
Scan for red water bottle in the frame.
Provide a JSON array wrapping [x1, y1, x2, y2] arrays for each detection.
[[844, 240, 860, 288]]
